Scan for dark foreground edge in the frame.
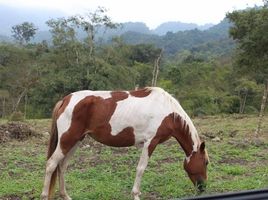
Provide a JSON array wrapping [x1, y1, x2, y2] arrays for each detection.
[[178, 189, 268, 200]]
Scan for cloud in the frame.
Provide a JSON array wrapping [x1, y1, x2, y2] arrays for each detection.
[[0, 0, 264, 29]]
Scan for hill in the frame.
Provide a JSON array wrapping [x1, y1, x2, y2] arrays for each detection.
[[153, 21, 214, 35], [0, 5, 213, 38], [0, 4, 233, 56], [120, 19, 233, 56]]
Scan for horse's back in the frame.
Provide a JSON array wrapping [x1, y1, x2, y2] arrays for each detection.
[[57, 88, 180, 146]]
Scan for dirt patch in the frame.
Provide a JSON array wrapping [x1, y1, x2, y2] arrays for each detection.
[[0, 189, 36, 200], [228, 138, 267, 148], [0, 195, 21, 200], [201, 130, 224, 139], [0, 122, 37, 143], [218, 157, 248, 165]]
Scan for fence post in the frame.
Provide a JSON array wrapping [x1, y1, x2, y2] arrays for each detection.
[[255, 79, 268, 136]]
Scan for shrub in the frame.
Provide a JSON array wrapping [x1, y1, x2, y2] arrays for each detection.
[[9, 111, 24, 121]]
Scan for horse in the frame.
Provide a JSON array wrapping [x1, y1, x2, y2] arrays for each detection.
[[40, 87, 209, 200]]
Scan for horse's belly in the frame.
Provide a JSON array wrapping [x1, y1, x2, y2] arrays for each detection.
[[89, 126, 135, 147]]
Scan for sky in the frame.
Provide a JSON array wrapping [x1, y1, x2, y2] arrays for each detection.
[[0, 0, 264, 29]]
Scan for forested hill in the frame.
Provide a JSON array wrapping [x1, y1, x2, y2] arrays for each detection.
[[1, 5, 267, 119], [0, 4, 232, 56], [120, 18, 233, 56], [153, 21, 214, 35], [0, 18, 233, 57]]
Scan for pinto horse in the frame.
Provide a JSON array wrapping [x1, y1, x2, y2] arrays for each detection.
[[41, 87, 209, 200]]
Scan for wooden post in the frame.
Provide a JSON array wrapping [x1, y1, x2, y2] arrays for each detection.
[[2, 97, 5, 118], [24, 93, 28, 119], [239, 88, 248, 114], [255, 80, 268, 136], [151, 50, 162, 87]]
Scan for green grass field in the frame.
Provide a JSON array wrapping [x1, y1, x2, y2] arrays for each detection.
[[0, 115, 268, 200]]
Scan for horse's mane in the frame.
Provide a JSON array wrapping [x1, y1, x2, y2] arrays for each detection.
[[147, 87, 200, 152]]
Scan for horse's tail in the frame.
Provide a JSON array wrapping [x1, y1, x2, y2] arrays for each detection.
[[47, 100, 63, 199]]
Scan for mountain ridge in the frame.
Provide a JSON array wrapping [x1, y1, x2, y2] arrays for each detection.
[[0, 4, 215, 38]]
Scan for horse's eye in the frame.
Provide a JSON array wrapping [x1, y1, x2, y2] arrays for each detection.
[[205, 161, 209, 166]]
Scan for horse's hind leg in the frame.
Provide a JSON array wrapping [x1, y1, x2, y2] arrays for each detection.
[[58, 142, 80, 200], [41, 146, 65, 200]]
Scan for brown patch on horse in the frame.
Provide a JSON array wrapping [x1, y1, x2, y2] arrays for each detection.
[[148, 113, 173, 157], [171, 114, 194, 157], [90, 126, 135, 147], [129, 88, 152, 98], [60, 95, 96, 154], [88, 92, 134, 147], [111, 91, 129, 101], [148, 113, 194, 157], [60, 92, 135, 154]]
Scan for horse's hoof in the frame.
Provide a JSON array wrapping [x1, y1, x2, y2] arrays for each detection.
[[40, 194, 48, 200], [60, 194, 72, 200], [132, 190, 141, 200], [134, 196, 140, 200]]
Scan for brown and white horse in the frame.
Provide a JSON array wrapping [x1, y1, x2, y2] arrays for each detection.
[[41, 87, 209, 200]]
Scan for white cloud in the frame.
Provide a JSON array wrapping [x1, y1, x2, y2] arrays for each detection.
[[0, 0, 264, 28]]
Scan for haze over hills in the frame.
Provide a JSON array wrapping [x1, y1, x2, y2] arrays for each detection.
[[153, 22, 214, 35], [0, 4, 233, 56], [0, 5, 65, 35], [0, 4, 215, 39]]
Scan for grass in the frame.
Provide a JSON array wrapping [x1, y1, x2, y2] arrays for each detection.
[[0, 115, 268, 200]]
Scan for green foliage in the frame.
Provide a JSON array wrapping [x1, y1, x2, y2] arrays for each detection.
[[130, 44, 161, 63], [11, 22, 38, 45], [227, 5, 268, 83], [9, 111, 24, 121], [159, 60, 243, 116], [1, 6, 267, 118]]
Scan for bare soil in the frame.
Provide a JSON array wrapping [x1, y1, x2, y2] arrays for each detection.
[[0, 122, 37, 143]]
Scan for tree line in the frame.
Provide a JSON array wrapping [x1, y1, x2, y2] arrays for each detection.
[[0, 4, 267, 118]]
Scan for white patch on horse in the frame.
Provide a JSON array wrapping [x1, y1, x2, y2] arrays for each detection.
[[109, 87, 200, 147], [153, 87, 200, 152], [186, 152, 193, 163], [57, 90, 112, 139]]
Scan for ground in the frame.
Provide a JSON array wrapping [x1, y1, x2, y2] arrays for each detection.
[[0, 114, 268, 200]]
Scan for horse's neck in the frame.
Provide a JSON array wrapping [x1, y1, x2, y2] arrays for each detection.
[[171, 115, 199, 157]]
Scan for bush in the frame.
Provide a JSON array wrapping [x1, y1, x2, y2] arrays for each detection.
[[9, 111, 24, 121]]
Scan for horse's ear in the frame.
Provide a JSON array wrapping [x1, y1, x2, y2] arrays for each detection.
[[200, 141, 205, 152]]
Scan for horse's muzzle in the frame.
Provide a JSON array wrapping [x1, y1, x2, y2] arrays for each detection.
[[196, 180, 206, 193]]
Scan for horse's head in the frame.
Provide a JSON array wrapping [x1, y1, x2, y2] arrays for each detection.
[[183, 141, 209, 192]]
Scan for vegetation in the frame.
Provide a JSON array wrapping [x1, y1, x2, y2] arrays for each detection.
[[0, 115, 267, 199], [227, 5, 268, 84], [11, 22, 38, 45], [0, 4, 268, 200], [0, 5, 268, 119]]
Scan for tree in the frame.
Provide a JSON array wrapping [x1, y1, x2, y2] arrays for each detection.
[[227, 5, 268, 83], [71, 7, 119, 66], [0, 44, 39, 116], [11, 22, 38, 45], [46, 17, 82, 66]]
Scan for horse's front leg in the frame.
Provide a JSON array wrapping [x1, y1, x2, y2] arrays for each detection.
[[131, 138, 158, 200]]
